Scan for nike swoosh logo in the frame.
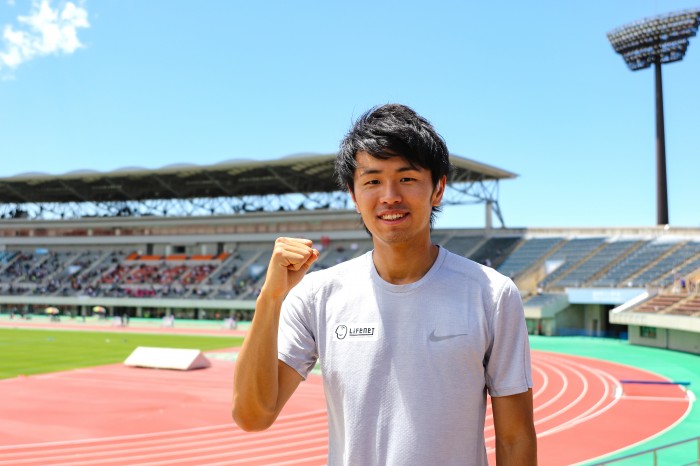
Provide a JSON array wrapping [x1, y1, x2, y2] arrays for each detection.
[[429, 330, 468, 342]]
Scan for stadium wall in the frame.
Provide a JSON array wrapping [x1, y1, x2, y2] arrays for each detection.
[[528, 303, 617, 338], [611, 311, 700, 354], [0, 210, 367, 240], [627, 325, 700, 354]]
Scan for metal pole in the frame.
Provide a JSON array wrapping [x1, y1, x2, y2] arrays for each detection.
[[654, 58, 669, 225], [485, 200, 493, 230]]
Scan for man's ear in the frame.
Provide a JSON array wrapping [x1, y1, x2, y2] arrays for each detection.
[[432, 176, 447, 206]]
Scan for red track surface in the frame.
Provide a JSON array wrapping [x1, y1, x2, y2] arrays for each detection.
[[0, 325, 691, 465]]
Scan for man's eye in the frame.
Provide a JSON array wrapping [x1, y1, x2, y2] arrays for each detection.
[[365, 180, 379, 185], [400, 177, 415, 182]]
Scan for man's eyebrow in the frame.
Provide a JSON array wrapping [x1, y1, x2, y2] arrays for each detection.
[[357, 165, 420, 176]]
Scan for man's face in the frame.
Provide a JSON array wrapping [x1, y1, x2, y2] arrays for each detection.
[[350, 151, 445, 247]]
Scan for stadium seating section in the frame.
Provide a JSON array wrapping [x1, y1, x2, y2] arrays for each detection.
[[1, 234, 698, 320]]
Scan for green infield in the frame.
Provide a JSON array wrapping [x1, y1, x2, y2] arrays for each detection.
[[0, 328, 243, 379]]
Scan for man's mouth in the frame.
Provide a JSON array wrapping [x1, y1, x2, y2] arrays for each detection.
[[379, 212, 407, 221]]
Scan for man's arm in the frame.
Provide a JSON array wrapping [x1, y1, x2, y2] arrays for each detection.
[[491, 389, 537, 465], [232, 237, 319, 432]]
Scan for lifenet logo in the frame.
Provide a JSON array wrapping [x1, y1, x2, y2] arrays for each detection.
[[335, 325, 348, 339], [349, 327, 374, 336], [333, 323, 378, 341]]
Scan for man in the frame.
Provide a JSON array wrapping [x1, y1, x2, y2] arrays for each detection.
[[233, 104, 537, 465]]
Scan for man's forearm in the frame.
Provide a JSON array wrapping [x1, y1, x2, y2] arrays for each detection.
[[232, 237, 318, 431], [496, 434, 537, 466], [492, 390, 537, 466], [232, 291, 285, 431]]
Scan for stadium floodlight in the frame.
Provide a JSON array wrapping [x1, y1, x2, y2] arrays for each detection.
[[607, 9, 700, 225]]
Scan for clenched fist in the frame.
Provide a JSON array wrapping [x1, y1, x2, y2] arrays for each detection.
[[261, 237, 319, 299]]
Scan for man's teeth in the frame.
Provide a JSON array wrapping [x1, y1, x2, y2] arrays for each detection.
[[381, 213, 404, 220]]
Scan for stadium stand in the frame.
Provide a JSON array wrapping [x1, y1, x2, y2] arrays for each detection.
[[467, 236, 521, 268], [1, 155, 699, 354], [497, 237, 564, 279], [672, 295, 700, 316], [440, 234, 486, 257], [523, 293, 567, 308], [652, 243, 700, 287], [632, 294, 686, 313], [548, 240, 641, 288], [591, 240, 678, 287], [537, 237, 605, 289], [313, 239, 373, 270], [629, 241, 700, 287]]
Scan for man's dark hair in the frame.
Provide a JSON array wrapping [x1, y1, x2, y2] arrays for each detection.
[[336, 103, 452, 229]]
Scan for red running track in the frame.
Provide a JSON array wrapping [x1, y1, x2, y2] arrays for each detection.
[[0, 351, 691, 465]]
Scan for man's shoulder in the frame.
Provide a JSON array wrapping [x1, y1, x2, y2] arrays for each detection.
[[438, 248, 522, 314], [440, 247, 512, 288]]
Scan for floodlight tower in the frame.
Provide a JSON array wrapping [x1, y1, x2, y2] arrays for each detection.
[[607, 9, 700, 225]]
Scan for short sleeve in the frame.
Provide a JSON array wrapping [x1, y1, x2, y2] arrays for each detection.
[[484, 279, 533, 397], [277, 279, 319, 380]]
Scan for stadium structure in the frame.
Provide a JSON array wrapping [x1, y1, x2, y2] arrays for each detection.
[[1, 153, 699, 355]]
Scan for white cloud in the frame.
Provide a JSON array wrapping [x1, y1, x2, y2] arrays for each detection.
[[0, 0, 89, 75]]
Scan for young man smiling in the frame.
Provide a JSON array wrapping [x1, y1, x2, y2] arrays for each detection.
[[233, 104, 537, 465]]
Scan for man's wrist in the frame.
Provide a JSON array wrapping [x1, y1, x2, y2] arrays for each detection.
[[257, 287, 286, 307]]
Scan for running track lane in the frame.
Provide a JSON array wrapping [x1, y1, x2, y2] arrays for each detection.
[[0, 351, 691, 465]]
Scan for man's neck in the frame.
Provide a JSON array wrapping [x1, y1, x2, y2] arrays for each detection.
[[372, 240, 439, 285]]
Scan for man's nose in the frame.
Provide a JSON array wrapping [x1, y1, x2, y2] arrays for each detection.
[[379, 182, 402, 204]]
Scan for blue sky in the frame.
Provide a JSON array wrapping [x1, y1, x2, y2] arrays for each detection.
[[0, 0, 698, 229]]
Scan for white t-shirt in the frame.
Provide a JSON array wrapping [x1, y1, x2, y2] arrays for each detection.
[[278, 247, 532, 465]]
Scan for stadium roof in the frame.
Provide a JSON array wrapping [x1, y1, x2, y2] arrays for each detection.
[[0, 153, 517, 204]]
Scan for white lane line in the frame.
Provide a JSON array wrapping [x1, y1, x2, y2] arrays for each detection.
[[28, 429, 329, 466], [531, 363, 549, 402], [0, 419, 329, 464], [484, 355, 583, 438], [569, 391, 695, 466], [536, 364, 619, 438], [0, 409, 328, 451]]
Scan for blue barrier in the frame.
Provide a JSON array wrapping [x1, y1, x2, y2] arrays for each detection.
[[620, 379, 691, 386]]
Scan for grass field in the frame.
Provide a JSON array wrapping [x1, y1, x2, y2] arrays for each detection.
[[0, 328, 243, 379]]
